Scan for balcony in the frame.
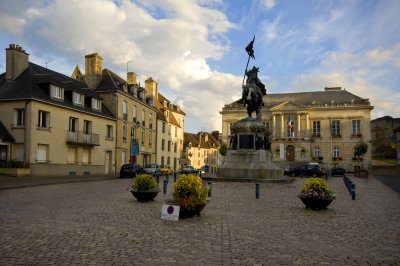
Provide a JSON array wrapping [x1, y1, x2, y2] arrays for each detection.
[[67, 131, 100, 146]]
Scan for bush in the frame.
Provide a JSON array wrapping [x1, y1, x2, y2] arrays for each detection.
[[174, 174, 203, 198], [130, 174, 158, 192], [299, 178, 335, 200]]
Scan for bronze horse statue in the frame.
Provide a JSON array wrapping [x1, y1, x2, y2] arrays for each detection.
[[241, 66, 266, 120]]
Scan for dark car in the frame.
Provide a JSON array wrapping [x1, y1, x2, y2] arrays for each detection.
[[294, 164, 327, 178], [143, 164, 162, 176], [331, 165, 346, 176], [284, 165, 298, 176], [180, 165, 198, 175], [120, 164, 144, 178]]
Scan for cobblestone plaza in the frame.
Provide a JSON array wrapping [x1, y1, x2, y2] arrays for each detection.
[[1, 174, 399, 265]]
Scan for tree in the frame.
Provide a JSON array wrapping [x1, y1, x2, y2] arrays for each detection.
[[354, 140, 368, 157], [219, 143, 228, 156]]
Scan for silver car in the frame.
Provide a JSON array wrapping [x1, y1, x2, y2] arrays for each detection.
[[143, 164, 161, 176]]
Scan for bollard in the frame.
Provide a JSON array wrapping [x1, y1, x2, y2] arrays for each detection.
[[163, 179, 168, 194], [350, 183, 356, 200], [156, 175, 159, 184], [255, 182, 260, 199], [165, 173, 169, 184], [174, 172, 177, 182], [207, 181, 212, 197]]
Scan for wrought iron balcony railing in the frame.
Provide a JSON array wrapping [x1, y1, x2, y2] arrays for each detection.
[[67, 131, 100, 146]]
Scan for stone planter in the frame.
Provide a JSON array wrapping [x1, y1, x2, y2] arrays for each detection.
[[179, 204, 206, 219], [131, 191, 159, 202], [300, 197, 333, 210]]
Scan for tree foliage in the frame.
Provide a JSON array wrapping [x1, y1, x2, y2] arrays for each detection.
[[219, 143, 228, 156], [354, 140, 368, 157]]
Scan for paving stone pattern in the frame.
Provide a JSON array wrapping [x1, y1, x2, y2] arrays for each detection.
[[0, 175, 399, 265]]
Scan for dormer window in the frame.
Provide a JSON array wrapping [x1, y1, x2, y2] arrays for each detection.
[[73, 92, 84, 106], [51, 85, 64, 100], [92, 98, 101, 111]]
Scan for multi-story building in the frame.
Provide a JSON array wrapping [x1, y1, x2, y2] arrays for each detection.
[[72, 53, 158, 172], [220, 87, 374, 171], [144, 78, 185, 172], [0, 44, 116, 175], [183, 132, 220, 173]]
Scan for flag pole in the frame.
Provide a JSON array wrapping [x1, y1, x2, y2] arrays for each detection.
[[242, 35, 255, 86], [242, 54, 251, 86]]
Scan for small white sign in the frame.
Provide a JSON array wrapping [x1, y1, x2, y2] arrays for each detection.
[[161, 204, 180, 221]]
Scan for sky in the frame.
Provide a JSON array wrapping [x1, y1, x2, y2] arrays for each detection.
[[0, 0, 399, 133]]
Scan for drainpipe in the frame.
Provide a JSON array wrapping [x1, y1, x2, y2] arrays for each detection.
[[114, 93, 118, 175], [24, 100, 30, 168]]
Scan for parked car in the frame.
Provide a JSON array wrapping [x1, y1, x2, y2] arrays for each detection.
[[293, 164, 327, 178], [284, 165, 297, 176], [331, 165, 346, 176], [160, 165, 173, 175], [180, 165, 198, 175], [119, 164, 144, 178], [143, 164, 162, 176]]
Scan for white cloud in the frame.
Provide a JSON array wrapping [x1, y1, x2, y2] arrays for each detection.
[[0, 0, 237, 132], [263, 0, 276, 10]]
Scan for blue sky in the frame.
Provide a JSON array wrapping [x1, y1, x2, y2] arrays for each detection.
[[0, 0, 399, 133]]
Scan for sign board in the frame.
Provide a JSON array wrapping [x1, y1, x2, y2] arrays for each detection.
[[131, 141, 139, 156], [161, 204, 180, 221]]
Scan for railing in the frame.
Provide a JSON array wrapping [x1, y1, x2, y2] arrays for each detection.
[[67, 131, 100, 146]]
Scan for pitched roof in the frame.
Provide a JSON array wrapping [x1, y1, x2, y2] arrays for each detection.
[[0, 63, 114, 118], [223, 88, 372, 111], [184, 132, 220, 149]]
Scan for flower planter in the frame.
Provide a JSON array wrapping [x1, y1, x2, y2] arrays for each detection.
[[179, 204, 206, 219], [131, 191, 159, 202], [300, 197, 333, 210]]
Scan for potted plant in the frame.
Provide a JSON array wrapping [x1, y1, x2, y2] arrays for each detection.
[[299, 178, 336, 210], [354, 140, 368, 177], [128, 174, 160, 202], [167, 174, 210, 219]]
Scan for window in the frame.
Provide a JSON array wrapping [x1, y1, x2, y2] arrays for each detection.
[[167, 156, 170, 165], [106, 125, 113, 139], [168, 141, 171, 152], [83, 120, 92, 134], [161, 156, 164, 166], [333, 146, 340, 158], [175, 126, 177, 137], [149, 131, 152, 147], [287, 121, 295, 137], [141, 110, 145, 127], [162, 122, 166, 133], [92, 98, 100, 110], [51, 85, 63, 100], [0, 146, 7, 161], [174, 143, 177, 153], [38, 110, 49, 128], [122, 124, 127, 142], [312, 121, 321, 136], [149, 113, 153, 129], [67, 147, 76, 163], [162, 139, 165, 151], [122, 101, 127, 120], [314, 147, 320, 158], [133, 105, 137, 122], [73, 92, 83, 105], [14, 109, 25, 126], [168, 125, 171, 135], [331, 120, 341, 136], [15, 143, 24, 161], [141, 129, 145, 144], [82, 149, 90, 164], [37, 144, 48, 162], [352, 120, 361, 135], [69, 117, 78, 132]]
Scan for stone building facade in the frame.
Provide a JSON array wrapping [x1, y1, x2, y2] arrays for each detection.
[[371, 116, 400, 159], [220, 87, 373, 172]]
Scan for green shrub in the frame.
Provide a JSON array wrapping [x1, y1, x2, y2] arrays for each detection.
[[301, 178, 330, 194], [131, 174, 158, 192], [173, 174, 202, 198]]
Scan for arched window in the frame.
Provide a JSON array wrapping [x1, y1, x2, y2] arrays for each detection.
[[314, 147, 320, 157]]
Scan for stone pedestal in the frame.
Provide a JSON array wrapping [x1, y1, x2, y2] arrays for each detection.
[[217, 117, 285, 182]]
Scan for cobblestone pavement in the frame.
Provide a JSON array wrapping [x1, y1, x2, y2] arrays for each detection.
[[1, 174, 399, 265]]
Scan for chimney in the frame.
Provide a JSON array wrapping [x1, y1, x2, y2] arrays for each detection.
[[85, 53, 103, 89], [6, 44, 29, 81], [145, 77, 158, 100], [127, 72, 137, 85], [324, 87, 342, 92]]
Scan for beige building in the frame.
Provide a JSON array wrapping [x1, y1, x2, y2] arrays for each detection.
[[144, 77, 185, 172], [0, 44, 116, 175], [183, 132, 220, 173], [72, 54, 158, 172], [220, 87, 373, 171]]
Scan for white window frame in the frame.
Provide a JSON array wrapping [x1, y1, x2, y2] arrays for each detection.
[[122, 100, 127, 120], [14, 109, 25, 126], [313, 121, 321, 135], [51, 85, 63, 100], [122, 124, 127, 142], [92, 98, 101, 110], [37, 144, 48, 162], [352, 120, 361, 135], [106, 125, 113, 139], [38, 110, 49, 128], [333, 146, 340, 158], [314, 146, 320, 158], [133, 105, 137, 122], [73, 92, 83, 105]]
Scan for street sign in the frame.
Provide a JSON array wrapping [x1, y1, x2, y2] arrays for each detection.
[[161, 204, 180, 221]]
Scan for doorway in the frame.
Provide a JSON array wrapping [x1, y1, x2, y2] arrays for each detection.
[[286, 145, 295, 161]]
